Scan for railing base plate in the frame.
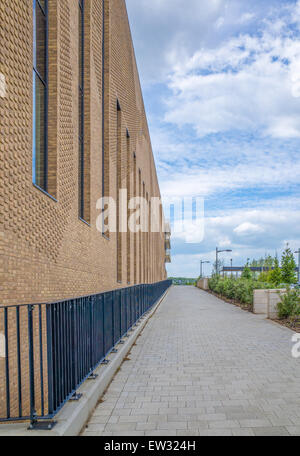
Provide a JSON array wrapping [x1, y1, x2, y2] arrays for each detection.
[[88, 372, 98, 380], [101, 359, 110, 365], [70, 392, 82, 401], [28, 420, 57, 431], [111, 348, 118, 353]]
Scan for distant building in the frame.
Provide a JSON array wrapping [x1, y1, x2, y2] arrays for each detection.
[[222, 266, 298, 277]]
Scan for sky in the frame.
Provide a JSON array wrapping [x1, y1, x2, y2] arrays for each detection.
[[126, 0, 300, 278]]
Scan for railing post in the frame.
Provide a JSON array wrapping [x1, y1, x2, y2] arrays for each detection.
[[111, 292, 115, 347], [0, 280, 172, 426], [16, 307, 22, 418], [119, 290, 122, 341], [28, 305, 36, 428], [27, 303, 57, 430], [4, 308, 10, 420], [46, 304, 54, 416], [90, 296, 93, 372]]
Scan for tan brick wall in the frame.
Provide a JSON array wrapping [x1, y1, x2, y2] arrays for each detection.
[[0, 0, 167, 420], [0, 0, 167, 308]]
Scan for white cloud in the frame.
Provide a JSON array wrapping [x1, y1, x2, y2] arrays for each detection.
[[160, 159, 300, 198], [239, 13, 255, 24], [126, 0, 281, 86], [169, 195, 300, 248], [126, 0, 228, 85], [126, 0, 300, 277], [215, 17, 225, 29], [167, 198, 300, 276], [161, 2, 300, 140], [234, 222, 264, 236]]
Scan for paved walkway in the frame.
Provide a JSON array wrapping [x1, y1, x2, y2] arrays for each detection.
[[83, 286, 300, 436]]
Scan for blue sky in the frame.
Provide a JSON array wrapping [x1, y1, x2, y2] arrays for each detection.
[[126, 0, 300, 277]]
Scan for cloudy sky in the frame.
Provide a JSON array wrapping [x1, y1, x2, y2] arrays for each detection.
[[126, 0, 300, 278]]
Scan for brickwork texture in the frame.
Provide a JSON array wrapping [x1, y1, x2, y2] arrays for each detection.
[[0, 0, 167, 421], [0, 0, 167, 307]]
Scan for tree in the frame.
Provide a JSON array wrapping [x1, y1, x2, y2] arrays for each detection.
[[242, 262, 252, 280], [257, 257, 265, 267], [258, 271, 269, 283], [281, 245, 297, 285], [268, 257, 282, 286], [212, 259, 224, 276], [264, 255, 275, 270]]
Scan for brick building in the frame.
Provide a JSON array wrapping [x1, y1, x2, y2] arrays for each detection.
[[0, 0, 169, 308], [0, 0, 171, 425]]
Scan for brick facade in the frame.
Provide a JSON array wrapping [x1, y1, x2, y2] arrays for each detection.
[[0, 0, 167, 308], [0, 0, 168, 423]]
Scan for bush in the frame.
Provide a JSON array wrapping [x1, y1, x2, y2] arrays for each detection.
[[277, 288, 300, 319], [208, 276, 275, 309]]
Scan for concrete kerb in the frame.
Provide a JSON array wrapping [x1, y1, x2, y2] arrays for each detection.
[[0, 288, 171, 437]]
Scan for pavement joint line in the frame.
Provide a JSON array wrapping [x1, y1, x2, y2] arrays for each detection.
[[82, 286, 300, 437]]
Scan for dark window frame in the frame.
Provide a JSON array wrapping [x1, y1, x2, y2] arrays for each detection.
[[116, 100, 122, 283], [32, 0, 49, 193], [126, 129, 131, 285], [79, 0, 86, 221]]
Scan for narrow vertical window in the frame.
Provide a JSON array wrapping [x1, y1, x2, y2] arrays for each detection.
[[126, 131, 131, 284], [138, 170, 142, 283], [133, 154, 137, 284], [102, 0, 110, 237], [143, 182, 146, 283], [117, 101, 122, 283], [149, 198, 153, 283], [146, 192, 150, 284], [33, 0, 48, 191], [79, 0, 85, 220]]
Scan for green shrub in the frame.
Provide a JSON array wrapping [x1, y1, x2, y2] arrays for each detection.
[[277, 288, 300, 319], [208, 276, 276, 309], [208, 276, 220, 292]]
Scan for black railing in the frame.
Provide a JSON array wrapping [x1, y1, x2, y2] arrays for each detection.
[[0, 280, 171, 427]]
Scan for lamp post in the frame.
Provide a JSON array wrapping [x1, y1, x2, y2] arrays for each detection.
[[200, 260, 210, 278], [216, 247, 232, 276], [295, 249, 300, 283]]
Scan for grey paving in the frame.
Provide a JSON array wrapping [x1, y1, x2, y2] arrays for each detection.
[[83, 286, 300, 436]]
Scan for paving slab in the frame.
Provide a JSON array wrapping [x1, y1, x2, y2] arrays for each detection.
[[83, 286, 300, 436]]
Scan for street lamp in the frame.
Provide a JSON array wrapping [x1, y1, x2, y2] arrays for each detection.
[[216, 247, 233, 276], [200, 260, 210, 278], [295, 249, 300, 283]]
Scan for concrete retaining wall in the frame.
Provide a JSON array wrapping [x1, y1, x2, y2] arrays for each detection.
[[253, 290, 269, 315], [268, 289, 286, 320], [253, 289, 286, 319], [197, 278, 209, 291]]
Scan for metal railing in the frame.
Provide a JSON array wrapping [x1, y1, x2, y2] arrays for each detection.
[[0, 280, 171, 428]]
